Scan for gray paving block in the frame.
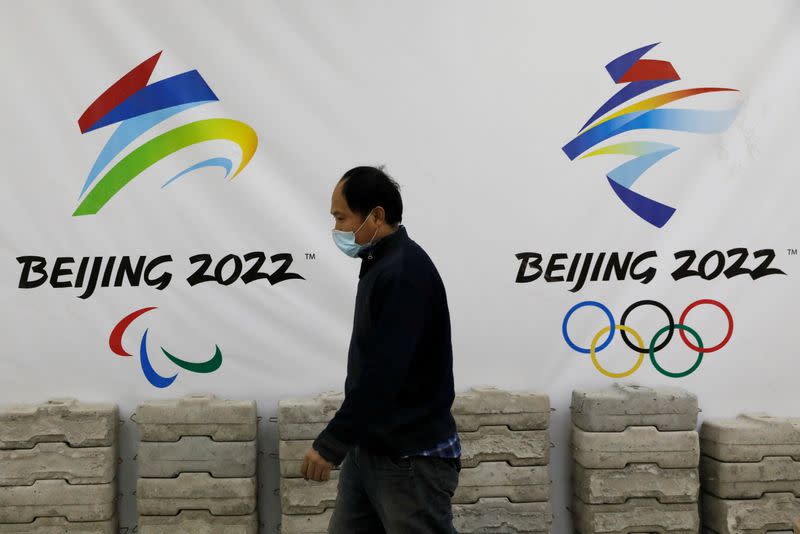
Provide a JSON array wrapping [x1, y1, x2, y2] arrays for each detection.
[[455, 462, 550, 504], [701, 414, 800, 462], [571, 383, 699, 432], [0, 479, 115, 523], [0, 442, 116, 486], [573, 462, 699, 504], [137, 436, 256, 478], [452, 387, 550, 432], [453, 497, 552, 533], [136, 472, 256, 515], [701, 455, 800, 499], [459, 426, 550, 468], [0, 515, 117, 533], [701, 491, 800, 533], [572, 496, 699, 533], [280, 478, 337, 515], [280, 462, 551, 514], [139, 510, 258, 534], [278, 391, 343, 441], [280, 510, 330, 533], [280, 499, 554, 534], [280, 426, 550, 478], [0, 398, 117, 449], [279, 451, 340, 479], [136, 394, 257, 442], [572, 424, 699, 469], [279, 388, 551, 440]]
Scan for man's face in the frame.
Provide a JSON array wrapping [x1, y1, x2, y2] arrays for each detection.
[[330, 180, 373, 245]]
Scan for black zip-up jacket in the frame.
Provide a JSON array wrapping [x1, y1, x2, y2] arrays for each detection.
[[312, 224, 458, 465]]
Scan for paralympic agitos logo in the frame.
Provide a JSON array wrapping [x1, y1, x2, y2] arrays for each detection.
[[562, 299, 733, 379], [75, 51, 258, 216], [110, 307, 222, 388]]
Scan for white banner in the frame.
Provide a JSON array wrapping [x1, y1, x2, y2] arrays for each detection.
[[1, 1, 798, 531]]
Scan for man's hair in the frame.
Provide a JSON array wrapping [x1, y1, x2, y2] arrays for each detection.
[[339, 165, 403, 225]]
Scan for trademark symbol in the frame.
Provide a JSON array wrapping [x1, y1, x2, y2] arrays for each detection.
[[305, 253, 316, 260], [788, 249, 798, 256]]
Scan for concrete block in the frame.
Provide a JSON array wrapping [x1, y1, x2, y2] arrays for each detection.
[[453, 497, 552, 533], [0, 479, 115, 523], [572, 424, 699, 469], [572, 496, 699, 533], [280, 510, 330, 534], [280, 462, 551, 514], [139, 510, 258, 534], [571, 383, 698, 432], [0, 442, 116, 486], [279, 452, 340, 479], [281, 501, 552, 534], [573, 462, 699, 504], [136, 472, 256, 515], [0, 398, 117, 449], [701, 413, 800, 462], [452, 387, 550, 432], [279, 388, 551, 440], [459, 426, 550, 468], [278, 391, 343, 441], [137, 436, 256, 478], [701, 455, 800, 499], [701, 491, 800, 533], [280, 478, 337, 515], [136, 394, 256, 442], [0, 516, 117, 533], [280, 426, 550, 477], [455, 462, 550, 504], [278, 422, 329, 442]]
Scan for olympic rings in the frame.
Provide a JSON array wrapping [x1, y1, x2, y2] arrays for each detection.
[[620, 300, 674, 354], [561, 299, 733, 378], [562, 301, 615, 354], [591, 325, 644, 378], [650, 324, 703, 378], [679, 299, 733, 353]]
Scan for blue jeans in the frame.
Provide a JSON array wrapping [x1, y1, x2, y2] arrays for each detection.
[[328, 444, 461, 534]]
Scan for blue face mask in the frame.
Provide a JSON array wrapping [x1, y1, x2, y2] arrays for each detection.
[[332, 208, 378, 258]]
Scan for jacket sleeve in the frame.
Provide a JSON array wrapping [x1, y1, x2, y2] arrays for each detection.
[[312, 269, 428, 465]]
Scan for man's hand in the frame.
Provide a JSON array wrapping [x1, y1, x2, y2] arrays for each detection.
[[301, 446, 334, 482]]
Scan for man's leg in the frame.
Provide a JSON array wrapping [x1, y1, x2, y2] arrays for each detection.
[[360, 448, 460, 534], [327, 446, 385, 534]]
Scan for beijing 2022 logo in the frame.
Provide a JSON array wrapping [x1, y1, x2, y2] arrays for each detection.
[[109, 307, 222, 388], [562, 42, 741, 228], [562, 299, 733, 378], [75, 51, 258, 216]]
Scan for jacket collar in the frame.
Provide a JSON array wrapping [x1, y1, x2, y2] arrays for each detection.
[[358, 224, 406, 276]]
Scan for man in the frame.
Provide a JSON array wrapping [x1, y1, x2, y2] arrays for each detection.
[[300, 165, 461, 533]]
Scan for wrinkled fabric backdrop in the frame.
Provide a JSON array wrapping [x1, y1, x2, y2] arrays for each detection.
[[1, 1, 798, 532]]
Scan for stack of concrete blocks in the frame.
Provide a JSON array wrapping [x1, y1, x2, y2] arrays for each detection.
[[570, 384, 701, 534], [700, 413, 800, 533], [278, 391, 344, 534], [278, 391, 343, 534], [134, 394, 259, 534], [0, 398, 118, 533], [278, 386, 553, 533]]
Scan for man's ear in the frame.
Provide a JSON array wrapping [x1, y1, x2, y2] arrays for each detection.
[[374, 206, 387, 225]]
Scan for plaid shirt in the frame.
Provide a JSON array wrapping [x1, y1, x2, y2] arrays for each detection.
[[400, 431, 461, 458]]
